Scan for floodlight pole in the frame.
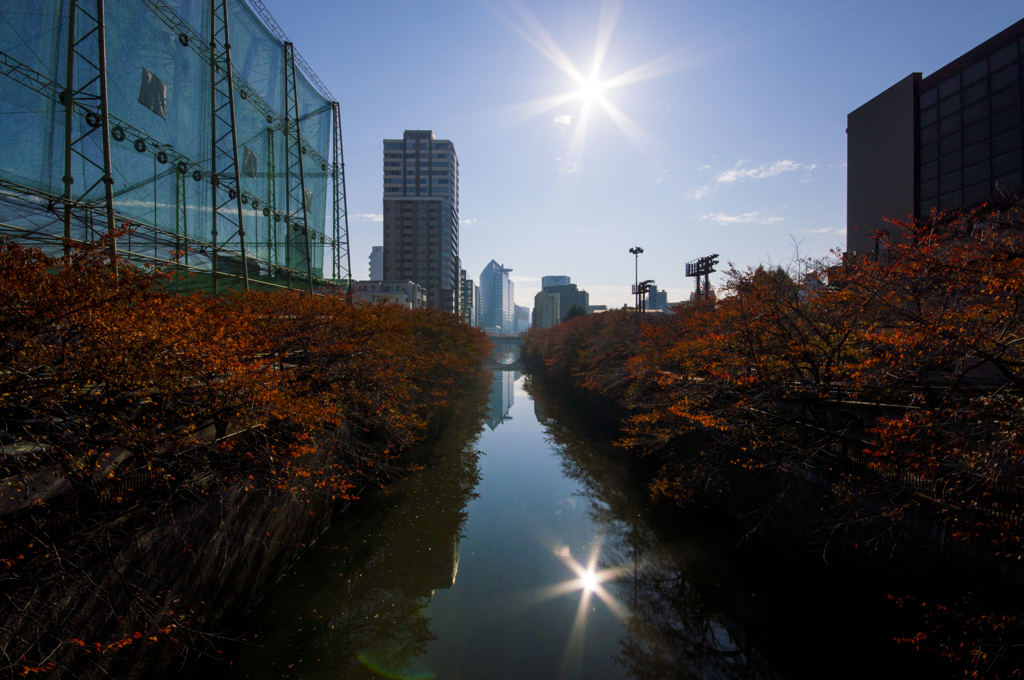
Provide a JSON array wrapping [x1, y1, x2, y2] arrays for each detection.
[[629, 246, 643, 315]]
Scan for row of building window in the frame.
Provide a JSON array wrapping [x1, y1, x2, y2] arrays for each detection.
[[385, 187, 454, 193], [382, 161, 454, 168], [383, 141, 454, 151], [918, 36, 1024, 213]]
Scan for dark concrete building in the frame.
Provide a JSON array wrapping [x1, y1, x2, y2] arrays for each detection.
[[382, 130, 460, 313], [848, 19, 1024, 256], [533, 280, 589, 325]]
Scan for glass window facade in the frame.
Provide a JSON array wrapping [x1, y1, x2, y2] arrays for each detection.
[[919, 37, 1024, 215]]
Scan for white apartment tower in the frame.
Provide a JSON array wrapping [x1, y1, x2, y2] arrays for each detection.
[[369, 246, 383, 280]]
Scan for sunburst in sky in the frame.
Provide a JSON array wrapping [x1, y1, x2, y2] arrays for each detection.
[[493, 0, 692, 160]]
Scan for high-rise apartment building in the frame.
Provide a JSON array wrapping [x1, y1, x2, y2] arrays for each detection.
[[480, 260, 514, 335], [369, 246, 383, 281], [382, 130, 460, 313], [848, 19, 1024, 255]]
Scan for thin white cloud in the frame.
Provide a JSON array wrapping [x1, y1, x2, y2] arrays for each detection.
[[690, 186, 711, 199], [461, 218, 478, 225], [698, 211, 783, 225], [352, 213, 383, 222], [553, 114, 573, 126], [697, 165, 711, 171], [556, 157, 578, 174], [716, 160, 811, 183]]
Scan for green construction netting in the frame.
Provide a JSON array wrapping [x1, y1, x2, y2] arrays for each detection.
[[0, 0, 330, 283]]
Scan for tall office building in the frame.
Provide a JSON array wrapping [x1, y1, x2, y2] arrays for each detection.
[[382, 130, 460, 312], [848, 19, 1024, 255], [480, 260, 514, 334], [369, 246, 383, 281]]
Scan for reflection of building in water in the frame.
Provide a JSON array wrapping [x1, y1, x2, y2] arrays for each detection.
[[487, 369, 515, 430]]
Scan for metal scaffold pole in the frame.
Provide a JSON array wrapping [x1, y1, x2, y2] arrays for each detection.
[[331, 100, 351, 293], [61, 0, 77, 259], [283, 41, 314, 293], [95, 0, 117, 264]]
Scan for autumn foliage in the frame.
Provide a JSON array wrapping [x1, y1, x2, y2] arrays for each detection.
[[0, 237, 490, 516], [523, 197, 1024, 678]]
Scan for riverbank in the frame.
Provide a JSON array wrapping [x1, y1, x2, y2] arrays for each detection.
[[521, 297, 1024, 678], [0, 241, 492, 678]]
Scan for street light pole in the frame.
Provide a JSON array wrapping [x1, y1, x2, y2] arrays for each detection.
[[629, 246, 643, 313]]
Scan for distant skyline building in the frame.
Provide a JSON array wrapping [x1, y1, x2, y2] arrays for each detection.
[[848, 19, 1024, 256], [369, 246, 383, 280], [459, 269, 476, 326], [473, 284, 481, 327], [514, 305, 531, 333], [647, 284, 669, 311], [480, 260, 514, 334], [350, 280, 427, 308], [541, 275, 571, 289], [533, 290, 560, 329], [541, 282, 589, 322], [382, 130, 460, 312]]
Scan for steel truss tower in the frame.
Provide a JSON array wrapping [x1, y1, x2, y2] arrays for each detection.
[[61, 0, 116, 263], [209, 0, 249, 293], [283, 42, 313, 293], [331, 102, 351, 289]]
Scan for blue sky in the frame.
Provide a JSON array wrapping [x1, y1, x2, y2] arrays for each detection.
[[268, 0, 1023, 309]]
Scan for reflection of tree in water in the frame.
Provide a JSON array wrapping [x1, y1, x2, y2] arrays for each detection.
[[526, 376, 779, 680], [188, 383, 488, 680]]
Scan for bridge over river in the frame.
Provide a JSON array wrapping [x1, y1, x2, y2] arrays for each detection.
[[486, 335, 524, 371]]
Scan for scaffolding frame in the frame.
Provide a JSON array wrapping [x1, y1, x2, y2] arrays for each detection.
[[0, 0, 352, 292]]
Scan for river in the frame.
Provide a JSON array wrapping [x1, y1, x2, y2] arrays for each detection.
[[183, 356, 932, 680]]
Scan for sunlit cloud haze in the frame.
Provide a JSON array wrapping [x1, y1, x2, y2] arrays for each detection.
[[270, 0, 1023, 308]]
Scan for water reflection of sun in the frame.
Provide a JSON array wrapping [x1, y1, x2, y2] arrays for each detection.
[[543, 538, 628, 677]]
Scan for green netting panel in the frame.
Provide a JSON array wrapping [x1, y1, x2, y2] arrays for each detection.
[[0, 0, 330, 284], [0, 0, 66, 194]]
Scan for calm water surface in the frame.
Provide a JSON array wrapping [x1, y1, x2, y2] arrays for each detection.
[[185, 360, 924, 680]]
